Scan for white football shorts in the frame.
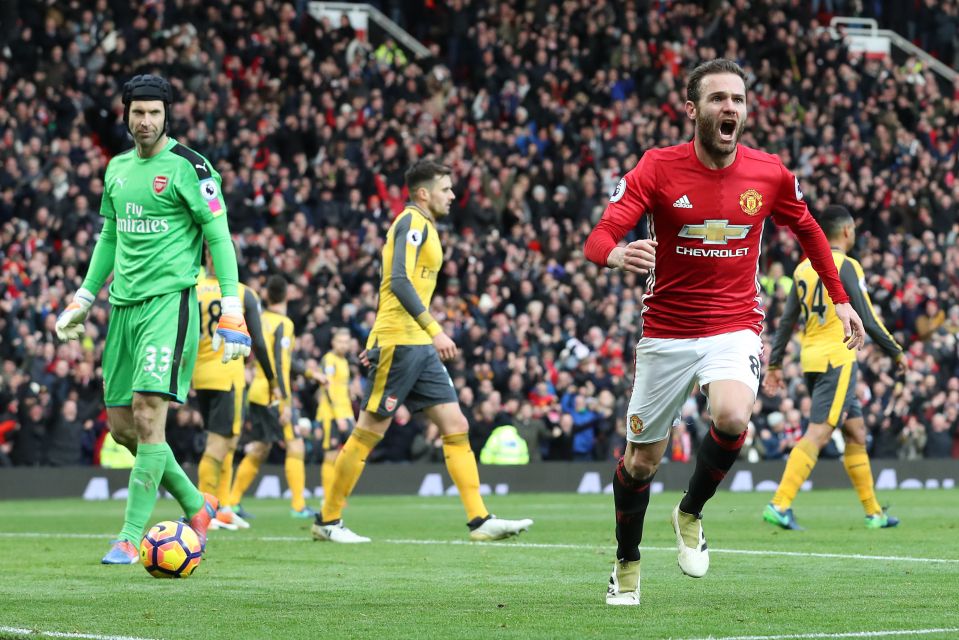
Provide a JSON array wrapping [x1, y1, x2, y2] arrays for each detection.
[[624, 329, 762, 444]]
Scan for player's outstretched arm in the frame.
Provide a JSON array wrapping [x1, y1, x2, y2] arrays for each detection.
[[773, 164, 863, 349], [838, 260, 903, 358], [204, 216, 250, 362], [271, 323, 289, 400], [766, 283, 801, 365], [834, 303, 865, 350], [56, 217, 118, 341], [584, 157, 654, 268], [243, 287, 275, 387], [763, 283, 801, 395], [781, 210, 863, 349]]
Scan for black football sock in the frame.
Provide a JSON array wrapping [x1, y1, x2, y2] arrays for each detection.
[[680, 424, 745, 515], [612, 457, 654, 562]]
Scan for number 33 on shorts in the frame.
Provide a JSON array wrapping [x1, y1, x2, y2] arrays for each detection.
[[143, 345, 172, 380]]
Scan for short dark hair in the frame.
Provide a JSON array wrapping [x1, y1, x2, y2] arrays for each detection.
[[405, 160, 451, 193], [686, 59, 747, 104], [266, 275, 287, 305], [818, 205, 854, 239]]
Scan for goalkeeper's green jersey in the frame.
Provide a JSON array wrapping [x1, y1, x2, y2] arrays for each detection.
[[99, 137, 228, 306]]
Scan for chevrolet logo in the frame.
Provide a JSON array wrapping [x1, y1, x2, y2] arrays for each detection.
[[678, 219, 751, 245]]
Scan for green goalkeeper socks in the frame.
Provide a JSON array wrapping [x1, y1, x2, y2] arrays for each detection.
[[160, 443, 205, 517], [118, 443, 206, 545], [118, 443, 167, 545]]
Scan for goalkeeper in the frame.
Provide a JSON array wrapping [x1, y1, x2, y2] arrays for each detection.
[[56, 74, 251, 565]]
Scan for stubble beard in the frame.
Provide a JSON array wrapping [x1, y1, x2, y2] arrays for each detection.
[[696, 113, 745, 160], [134, 129, 163, 154], [429, 200, 450, 219]]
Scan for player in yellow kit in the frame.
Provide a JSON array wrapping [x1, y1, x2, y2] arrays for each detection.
[[312, 328, 357, 504], [193, 259, 275, 530], [313, 160, 532, 543], [763, 205, 905, 530], [228, 275, 314, 518]]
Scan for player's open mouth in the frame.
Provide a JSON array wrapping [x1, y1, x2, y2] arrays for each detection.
[[719, 119, 737, 142]]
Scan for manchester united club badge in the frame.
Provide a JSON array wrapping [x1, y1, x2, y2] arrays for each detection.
[[739, 188, 763, 215]]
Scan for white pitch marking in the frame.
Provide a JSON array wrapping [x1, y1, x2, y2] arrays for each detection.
[[1, 532, 957, 565], [680, 627, 959, 640], [0, 626, 160, 640]]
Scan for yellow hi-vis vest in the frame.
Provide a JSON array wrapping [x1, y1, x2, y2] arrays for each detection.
[[479, 425, 529, 465], [99, 433, 135, 469]]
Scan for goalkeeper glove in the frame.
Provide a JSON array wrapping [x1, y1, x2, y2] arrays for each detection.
[[211, 296, 252, 363], [55, 288, 95, 341]]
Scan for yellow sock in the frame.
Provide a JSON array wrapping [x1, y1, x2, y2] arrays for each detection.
[[217, 452, 234, 507], [321, 427, 382, 523], [843, 442, 882, 515], [321, 457, 336, 503], [772, 437, 820, 510], [442, 432, 488, 522], [285, 451, 306, 512], [198, 454, 222, 495], [229, 455, 262, 507]]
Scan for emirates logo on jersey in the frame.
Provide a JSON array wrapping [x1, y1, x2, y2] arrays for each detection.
[[739, 189, 763, 215], [153, 175, 169, 195]]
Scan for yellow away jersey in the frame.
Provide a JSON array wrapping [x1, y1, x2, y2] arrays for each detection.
[[249, 309, 295, 406], [789, 252, 901, 372], [367, 206, 443, 349], [194, 278, 247, 391], [316, 352, 354, 421]]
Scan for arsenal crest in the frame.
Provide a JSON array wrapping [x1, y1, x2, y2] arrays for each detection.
[[628, 414, 644, 436], [385, 395, 398, 412], [153, 175, 169, 195], [739, 188, 763, 215]]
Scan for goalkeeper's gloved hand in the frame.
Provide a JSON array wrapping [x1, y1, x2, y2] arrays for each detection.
[[55, 288, 96, 341], [211, 296, 252, 363]]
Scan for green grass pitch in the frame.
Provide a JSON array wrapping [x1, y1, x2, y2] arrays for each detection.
[[0, 490, 957, 640]]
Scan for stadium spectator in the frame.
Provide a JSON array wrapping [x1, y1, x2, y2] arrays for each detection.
[[45, 398, 84, 466], [10, 385, 49, 466], [759, 411, 792, 460], [897, 415, 928, 460], [924, 412, 956, 458], [409, 419, 445, 463], [368, 405, 424, 463]]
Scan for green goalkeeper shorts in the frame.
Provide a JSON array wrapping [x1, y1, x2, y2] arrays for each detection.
[[103, 288, 199, 406]]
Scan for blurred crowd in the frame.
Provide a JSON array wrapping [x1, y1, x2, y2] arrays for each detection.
[[1, 0, 957, 469]]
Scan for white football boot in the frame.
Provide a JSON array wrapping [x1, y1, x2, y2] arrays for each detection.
[[311, 520, 371, 543], [606, 559, 641, 605], [468, 515, 534, 541], [671, 504, 709, 578]]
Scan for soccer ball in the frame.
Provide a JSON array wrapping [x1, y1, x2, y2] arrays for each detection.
[[139, 520, 203, 578]]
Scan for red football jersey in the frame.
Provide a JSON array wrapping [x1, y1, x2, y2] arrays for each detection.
[[584, 141, 848, 339]]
